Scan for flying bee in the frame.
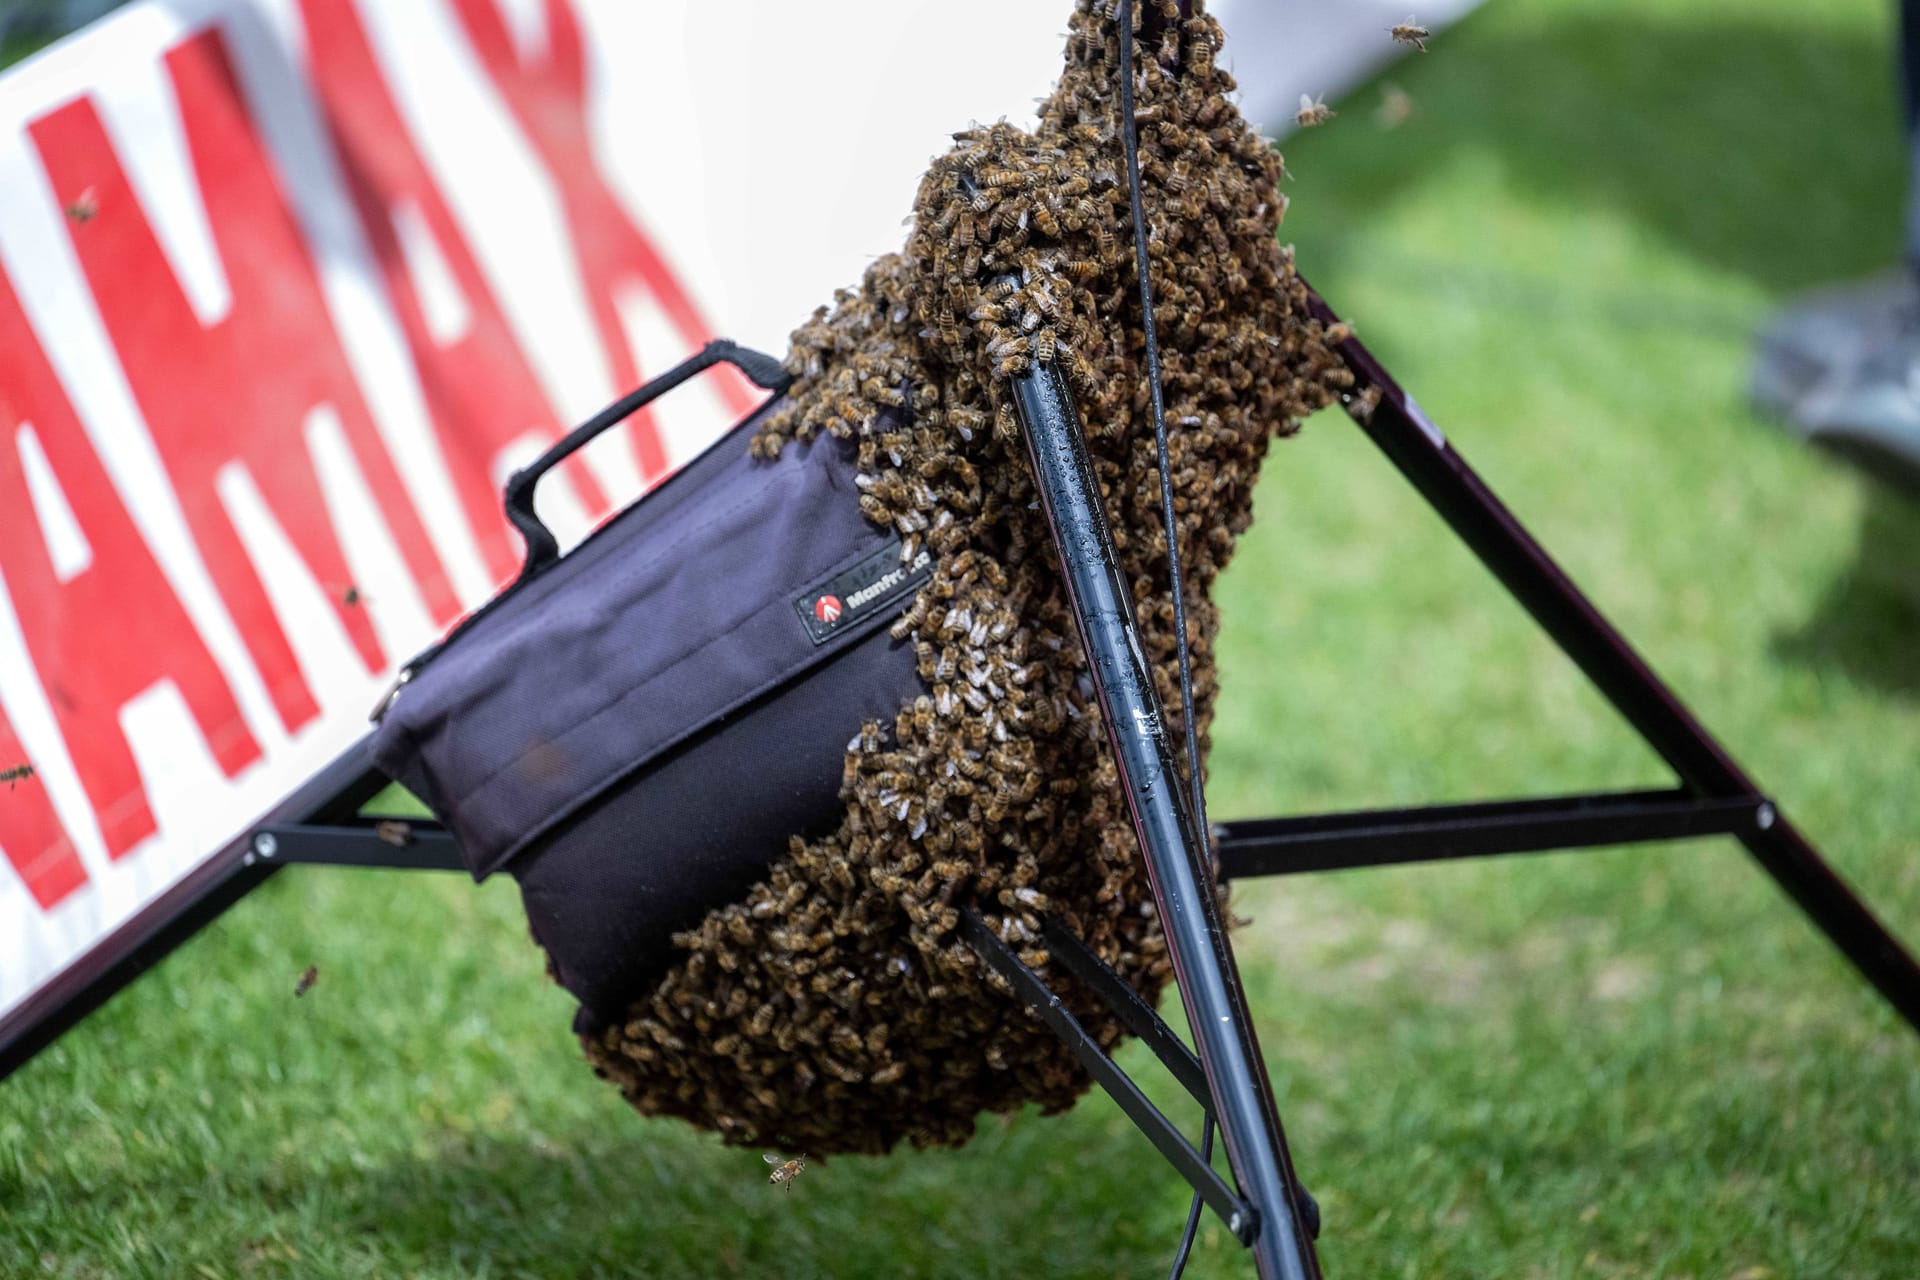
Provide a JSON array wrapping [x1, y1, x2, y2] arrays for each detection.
[[64, 188, 97, 223], [1375, 82, 1416, 130], [1390, 16, 1431, 51], [764, 1152, 808, 1190], [294, 965, 318, 998], [1, 763, 33, 788], [1296, 93, 1335, 128]]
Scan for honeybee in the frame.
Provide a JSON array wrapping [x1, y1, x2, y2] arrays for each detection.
[[1390, 16, 1431, 52], [294, 965, 318, 998], [893, 591, 933, 641], [0, 763, 33, 788], [64, 188, 97, 223], [374, 819, 413, 848], [765, 1152, 808, 1190], [1376, 82, 1416, 130], [1296, 93, 1335, 128]]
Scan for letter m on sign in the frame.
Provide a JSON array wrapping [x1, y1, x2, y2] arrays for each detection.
[[30, 28, 463, 737]]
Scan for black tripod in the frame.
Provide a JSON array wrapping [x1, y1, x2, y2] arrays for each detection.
[[6, 289, 1915, 1280]]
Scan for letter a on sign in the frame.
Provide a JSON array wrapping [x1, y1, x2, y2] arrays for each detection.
[[0, 269, 262, 862]]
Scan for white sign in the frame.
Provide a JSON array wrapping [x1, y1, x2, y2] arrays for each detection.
[[0, 0, 1470, 1039]]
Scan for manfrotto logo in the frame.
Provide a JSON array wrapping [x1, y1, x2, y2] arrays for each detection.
[[793, 539, 935, 646]]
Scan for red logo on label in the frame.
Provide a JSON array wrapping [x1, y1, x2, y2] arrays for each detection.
[[814, 595, 843, 624]]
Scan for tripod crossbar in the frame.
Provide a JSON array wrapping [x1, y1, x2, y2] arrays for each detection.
[[251, 821, 465, 873], [958, 909, 1256, 1243], [1214, 788, 1769, 879], [1037, 915, 1211, 1107]]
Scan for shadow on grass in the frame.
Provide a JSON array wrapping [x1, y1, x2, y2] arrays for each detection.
[[1289, 9, 1906, 298], [263, 1109, 1185, 1280], [1775, 486, 1920, 698]]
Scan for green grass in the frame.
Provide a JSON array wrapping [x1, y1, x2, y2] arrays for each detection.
[[7, 0, 1920, 1274]]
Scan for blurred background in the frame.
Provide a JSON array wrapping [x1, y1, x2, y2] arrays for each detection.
[[1, 1, 1916, 1278]]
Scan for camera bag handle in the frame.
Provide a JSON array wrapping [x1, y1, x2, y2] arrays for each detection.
[[370, 340, 792, 722], [503, 339, 793, 585]]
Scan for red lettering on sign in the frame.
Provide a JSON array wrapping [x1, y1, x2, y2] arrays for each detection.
[[298, 0, 610, 586], [0, 707, 83, 911], [0, 270, 261, 863], [450, 0, 759, 484], [30, 29, 461, 734]]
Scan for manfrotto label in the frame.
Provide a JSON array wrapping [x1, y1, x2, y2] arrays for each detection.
[[793, 539, 933, 646]]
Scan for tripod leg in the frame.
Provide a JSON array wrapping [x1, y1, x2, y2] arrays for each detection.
[[1310, 286, 1920, 1034], [1009, 360, 1322, 1280]]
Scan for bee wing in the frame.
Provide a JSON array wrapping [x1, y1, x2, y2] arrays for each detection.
[[763, 1153, 782, 1165]]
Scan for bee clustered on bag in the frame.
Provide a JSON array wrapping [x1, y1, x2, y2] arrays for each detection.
[[580, 0, 1350, 1155]]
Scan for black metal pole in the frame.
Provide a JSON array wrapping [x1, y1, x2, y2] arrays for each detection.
[[1307, 287, 1920, 1034], [1009, 359, 1322, 1280], [0, 739, 391, 1082]]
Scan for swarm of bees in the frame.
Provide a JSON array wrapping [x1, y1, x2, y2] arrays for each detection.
[[577, 0, 1349, 1156]]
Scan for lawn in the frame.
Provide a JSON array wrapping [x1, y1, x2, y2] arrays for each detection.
[[5, 0, 1920, 1276]]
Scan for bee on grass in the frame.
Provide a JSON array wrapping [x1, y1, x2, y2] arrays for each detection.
[[1296, 93, 1335, 128], [1390, 16, 1432, 52], [1, 763, 33, 788], [294, 965, 318, 998]]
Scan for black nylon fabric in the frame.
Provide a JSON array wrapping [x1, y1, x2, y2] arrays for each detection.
[[370, 400, 927, 1018], [521, 621, 918, 1029]]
